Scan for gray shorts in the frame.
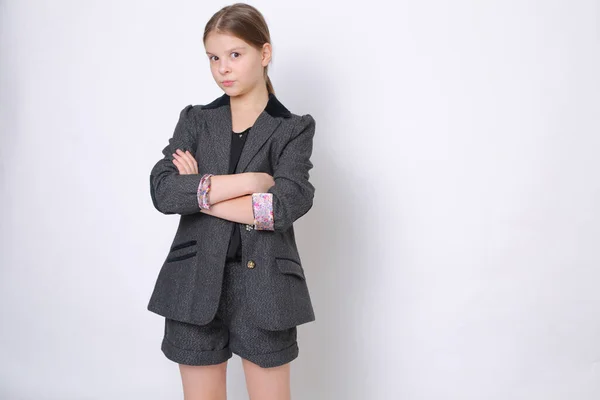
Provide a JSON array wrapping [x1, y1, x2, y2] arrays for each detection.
[[160, 259, 299, 368]]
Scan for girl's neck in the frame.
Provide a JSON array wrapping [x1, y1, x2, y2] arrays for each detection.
[[229, 86, 270, 117]]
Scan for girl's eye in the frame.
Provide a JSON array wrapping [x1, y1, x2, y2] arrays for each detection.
[[209, 52, 240, 61]]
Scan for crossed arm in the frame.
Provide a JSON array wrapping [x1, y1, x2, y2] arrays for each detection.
[[170, 149, 273, 228], [149, 105, 316, 232]]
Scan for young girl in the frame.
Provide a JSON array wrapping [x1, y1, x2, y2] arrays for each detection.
[[146, 3, 317, 399]]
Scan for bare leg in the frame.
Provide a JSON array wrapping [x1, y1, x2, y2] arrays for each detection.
[[242, 358, 291, 400], [179, 361, 228, 400]]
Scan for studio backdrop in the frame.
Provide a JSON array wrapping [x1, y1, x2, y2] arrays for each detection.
[[1, 0, 599, 399]]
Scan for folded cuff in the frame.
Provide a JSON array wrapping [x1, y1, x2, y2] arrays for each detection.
[[252, 193, 274, 231], [197, 173, 214, 209], [162, 336, 232, 366]]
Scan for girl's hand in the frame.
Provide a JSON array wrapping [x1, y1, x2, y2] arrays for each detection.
[[172, 149, 198, 175]]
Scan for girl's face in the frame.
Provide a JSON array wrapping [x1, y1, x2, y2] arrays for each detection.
[[204, 31, 271, 97]]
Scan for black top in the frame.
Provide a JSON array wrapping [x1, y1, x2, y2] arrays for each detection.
[[225, 126, 252, 261]]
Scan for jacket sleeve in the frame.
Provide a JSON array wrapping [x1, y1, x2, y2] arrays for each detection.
[[149, 105, 203, 215], [259, 114, 316, 232]]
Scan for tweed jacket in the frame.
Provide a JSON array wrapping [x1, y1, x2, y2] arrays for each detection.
[[146, 92, 316, 331]]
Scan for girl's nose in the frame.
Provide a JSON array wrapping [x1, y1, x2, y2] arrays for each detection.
[[219, 61, 231, 75]]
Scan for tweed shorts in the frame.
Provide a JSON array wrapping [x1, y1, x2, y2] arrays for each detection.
[[160, 259, 299, 369]]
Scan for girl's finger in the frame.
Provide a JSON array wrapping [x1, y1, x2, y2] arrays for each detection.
[[172, 158, 184, 174], [184, 151, 199, 173], [173, 156, 191, 175], [184, 152, 197, 173], [185, 152, 199, 174], [182, 151, 198, 174], [176, 149, 194, 173]]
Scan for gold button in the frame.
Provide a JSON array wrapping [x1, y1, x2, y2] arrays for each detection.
[[247, 260, 256, 269]]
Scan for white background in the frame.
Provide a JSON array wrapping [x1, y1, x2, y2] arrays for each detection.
[[1, 0, 599, 399]]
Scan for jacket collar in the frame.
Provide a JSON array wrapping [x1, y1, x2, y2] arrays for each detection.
[[200, 92, 292, 119], [198, 92, 289, 176]]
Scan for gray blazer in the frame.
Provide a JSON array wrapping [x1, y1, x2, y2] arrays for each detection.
[[147, 93, 316, 331]]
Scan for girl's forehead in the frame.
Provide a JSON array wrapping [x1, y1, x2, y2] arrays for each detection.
[[205, 32, 249, 52]]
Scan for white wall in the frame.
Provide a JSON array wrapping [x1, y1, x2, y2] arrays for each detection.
[[1, 0, 599, 399]]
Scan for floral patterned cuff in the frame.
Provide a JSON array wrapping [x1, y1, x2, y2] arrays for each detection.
[[252, 193, 274, 230], [197, 173, 214, 209]]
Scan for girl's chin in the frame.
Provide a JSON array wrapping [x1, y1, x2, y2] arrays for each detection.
[[224, 89, 247, 98], [222, 86, 240, 95]]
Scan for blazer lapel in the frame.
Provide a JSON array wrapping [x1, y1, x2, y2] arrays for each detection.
[[235, 112, 281, 174], [200, 92, 290, 175]]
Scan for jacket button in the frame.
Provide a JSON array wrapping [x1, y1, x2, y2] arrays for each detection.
[[247, 260, 256, 269]]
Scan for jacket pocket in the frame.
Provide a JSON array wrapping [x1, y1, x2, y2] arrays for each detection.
[[275, 257, 305, 280], [170, 240, 197, 252], [166, 251, 196, 263], [166, 240, 197, 263]]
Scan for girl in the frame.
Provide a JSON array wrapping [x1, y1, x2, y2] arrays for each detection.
[[147, 3, 317, 399]]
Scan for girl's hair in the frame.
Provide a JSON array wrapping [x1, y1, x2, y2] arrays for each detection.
[[204, 3, 275, 94]]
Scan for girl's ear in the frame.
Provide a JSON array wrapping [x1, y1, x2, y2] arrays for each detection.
[[261, 43, 272, 66]]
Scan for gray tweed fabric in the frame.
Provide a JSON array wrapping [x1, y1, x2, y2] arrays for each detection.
[[162, 259, 299, 368], [147, 93, 317, 331]]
